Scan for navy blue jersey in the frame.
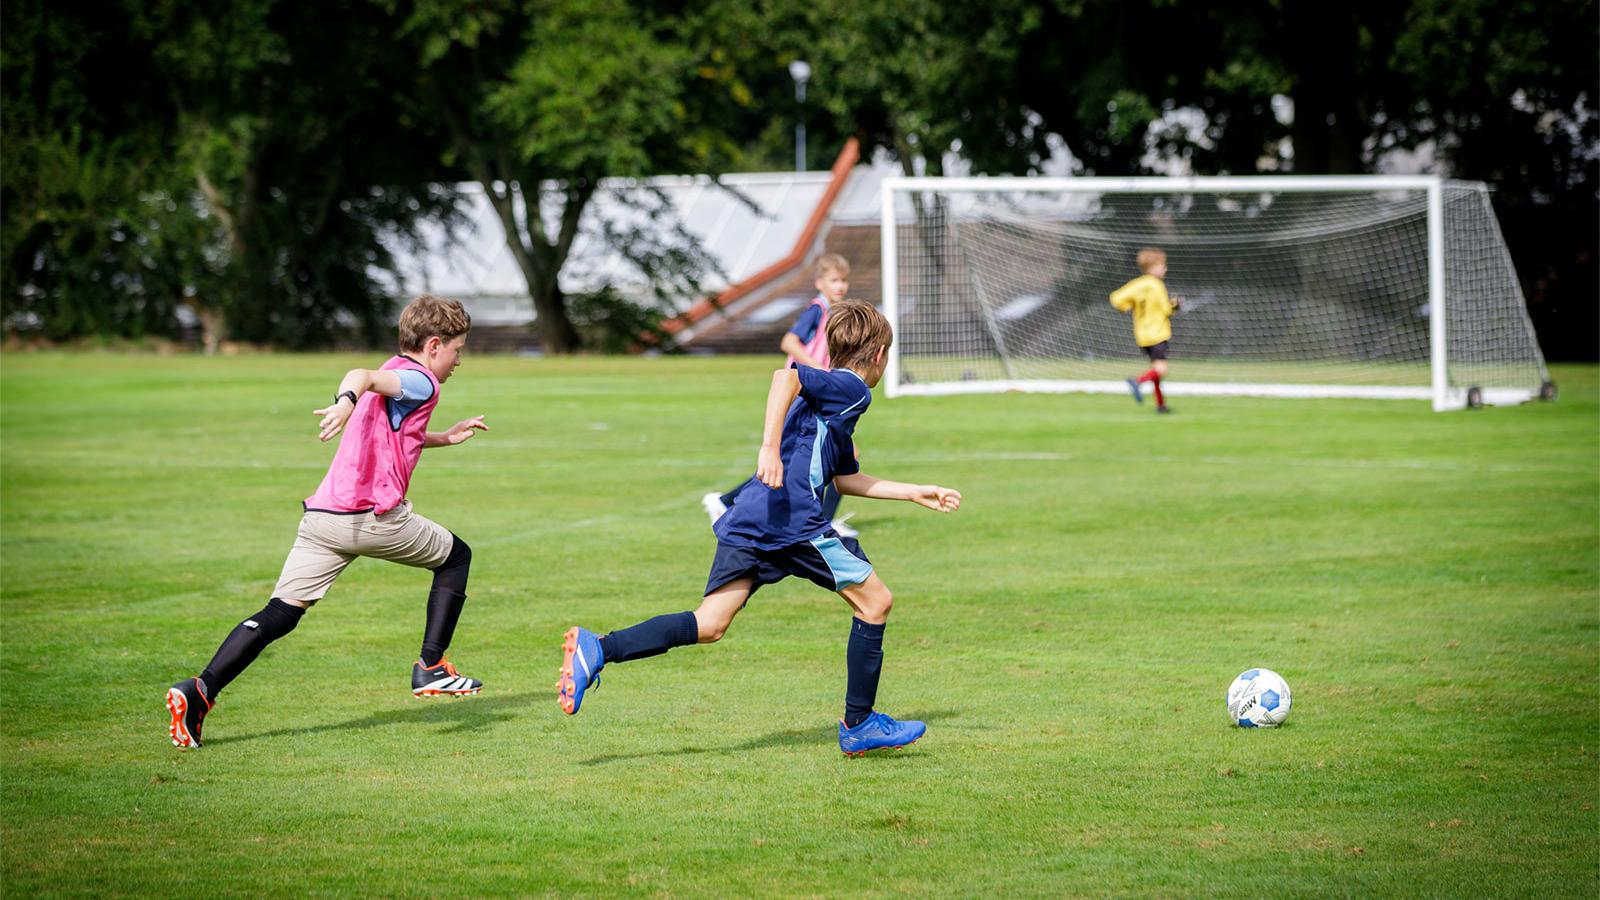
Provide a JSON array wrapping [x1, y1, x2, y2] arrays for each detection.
[[714, 364, 871, 550]]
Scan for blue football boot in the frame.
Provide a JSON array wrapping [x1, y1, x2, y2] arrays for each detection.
[[838, 710, 926, 756], [1126, 377, 1144, 404], [558, 626, 604, 715]]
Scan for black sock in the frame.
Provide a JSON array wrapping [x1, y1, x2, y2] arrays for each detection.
[[420, 589, 466, 667], [598, 612, 699, 664], [199, 599, 306, 697], [844, 617, 886, 728], [420, 536, 471, 666]]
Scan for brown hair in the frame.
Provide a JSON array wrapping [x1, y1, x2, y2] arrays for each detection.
[[398, 295, 471, 351], [825, 299, 893, 370], [814, 253, 850, 280], [1136, 247, 1167, 274]]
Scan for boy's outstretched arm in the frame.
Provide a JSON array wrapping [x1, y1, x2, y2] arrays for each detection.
[[312, 368, 405, 442], [1109, 281, 1137, 313], [779, 332, 824, 369], [424, 416, 489, 448], [834, 473, 962, 513], [756, 368, 801, 488]]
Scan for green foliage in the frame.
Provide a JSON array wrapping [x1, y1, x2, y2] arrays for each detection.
[[2, 0, 459, 347], [1, 354, 1596, 893], [2, 0, 1592, 351], [490, 0, 691, 176], [769, 0, 1055, 174], [0, 130, 224, 341], [565, 286, 670, 353], [394, 0, 748, 352]]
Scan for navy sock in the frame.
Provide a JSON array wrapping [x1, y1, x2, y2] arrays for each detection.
[[599, 611, 699, 664], [200, 599, 306, 697], [844, 617, 886, 728]]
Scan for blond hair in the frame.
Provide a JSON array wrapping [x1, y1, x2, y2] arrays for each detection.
[[825, 299, 893, 370], [814, 253, 850, 280], [398, 295, 471, 351], [1136, 247, 1167, 274]]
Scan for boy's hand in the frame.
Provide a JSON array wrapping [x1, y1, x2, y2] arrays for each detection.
[[757, 444, 784, 489], [441, 416, 489, 445], [911, 484, 962, 513], [313, 400, 356, 442]]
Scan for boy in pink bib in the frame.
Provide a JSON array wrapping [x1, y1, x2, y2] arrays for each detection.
[[166, 296, 488, 749]]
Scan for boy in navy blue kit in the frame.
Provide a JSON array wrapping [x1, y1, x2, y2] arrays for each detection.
[[560, 300, 962, 755], [702, 253, 857, 537]]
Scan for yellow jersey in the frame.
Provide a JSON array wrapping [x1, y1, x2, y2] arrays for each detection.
[[1109, 274, 1174, 347]]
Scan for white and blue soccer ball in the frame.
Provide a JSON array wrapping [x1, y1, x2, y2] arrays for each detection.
[[1227, 668, 1291, 727]]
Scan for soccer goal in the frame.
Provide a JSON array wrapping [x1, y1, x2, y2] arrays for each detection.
[[878, 175, 1552, 411]]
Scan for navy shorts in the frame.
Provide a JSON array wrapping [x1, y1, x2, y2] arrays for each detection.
[[1141, 341, 1170, 360], [705, 532, 873, 597]]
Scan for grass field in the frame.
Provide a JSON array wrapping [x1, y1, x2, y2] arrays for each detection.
[[3, 353, 1596, 896]]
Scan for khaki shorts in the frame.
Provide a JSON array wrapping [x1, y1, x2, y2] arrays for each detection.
[[272, 500, 454, 602]]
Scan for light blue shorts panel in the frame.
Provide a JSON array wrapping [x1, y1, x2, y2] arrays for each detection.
[[810, 536, 874, 590]]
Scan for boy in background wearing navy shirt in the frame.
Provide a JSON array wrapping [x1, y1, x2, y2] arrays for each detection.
[[702, 253, 857, 537], [561, 301, 962, 756]]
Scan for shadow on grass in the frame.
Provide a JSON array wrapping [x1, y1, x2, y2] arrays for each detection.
[[577, 708, 962, 766], [204, 692, 533, 746]]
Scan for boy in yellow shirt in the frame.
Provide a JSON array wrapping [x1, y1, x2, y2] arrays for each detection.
[[1109, 247, 1180, 414]]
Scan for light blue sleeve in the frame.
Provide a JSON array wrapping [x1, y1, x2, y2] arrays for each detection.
[[396, 369, 435, 405], [386, 369, 436, 428]]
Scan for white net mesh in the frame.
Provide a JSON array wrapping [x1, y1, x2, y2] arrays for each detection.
[[885, 179, 1548, 407], [1441, 186, 1551, 396]]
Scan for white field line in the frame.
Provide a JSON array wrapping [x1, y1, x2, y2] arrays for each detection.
[[9, 445, 1576, 479], [473, 492, 714, 547], [867, 450, 1576, 476]]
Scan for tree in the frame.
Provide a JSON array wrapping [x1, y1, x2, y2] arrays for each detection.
[[1390, 0, 1598, 359], [2, 0, 461, 348], [390, 0, 749, 353], [1, 0, 221, 342], [138, 0, 462, 348], [779, 0, 1594, 357]]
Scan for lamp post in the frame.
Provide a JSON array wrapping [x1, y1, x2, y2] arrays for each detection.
[[788, 60, 811, 172]]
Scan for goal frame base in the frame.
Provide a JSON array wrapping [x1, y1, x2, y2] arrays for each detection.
[[887, 379, 1537, 411]]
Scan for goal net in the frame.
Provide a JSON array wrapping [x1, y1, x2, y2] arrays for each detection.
[[879, 176, 1550, 411]]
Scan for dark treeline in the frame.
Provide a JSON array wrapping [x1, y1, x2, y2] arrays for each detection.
[[3, 0, 1594, 357]]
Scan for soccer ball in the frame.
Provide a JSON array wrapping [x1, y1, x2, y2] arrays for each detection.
[[1227, 668, 1291, 727]]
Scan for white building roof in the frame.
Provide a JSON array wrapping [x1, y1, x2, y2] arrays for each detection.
[[390, 172, 837, 324]]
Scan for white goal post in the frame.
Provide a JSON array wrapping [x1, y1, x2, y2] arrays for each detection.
[[878, 175, 1551, 411]]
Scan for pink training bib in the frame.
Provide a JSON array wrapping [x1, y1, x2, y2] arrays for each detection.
[[786, 296, 831, 369], [305, 355, 440, 515]]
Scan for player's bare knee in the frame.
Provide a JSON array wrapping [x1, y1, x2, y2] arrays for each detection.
[[858, 584, 893, 622], [693, 610, 732, 643]]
